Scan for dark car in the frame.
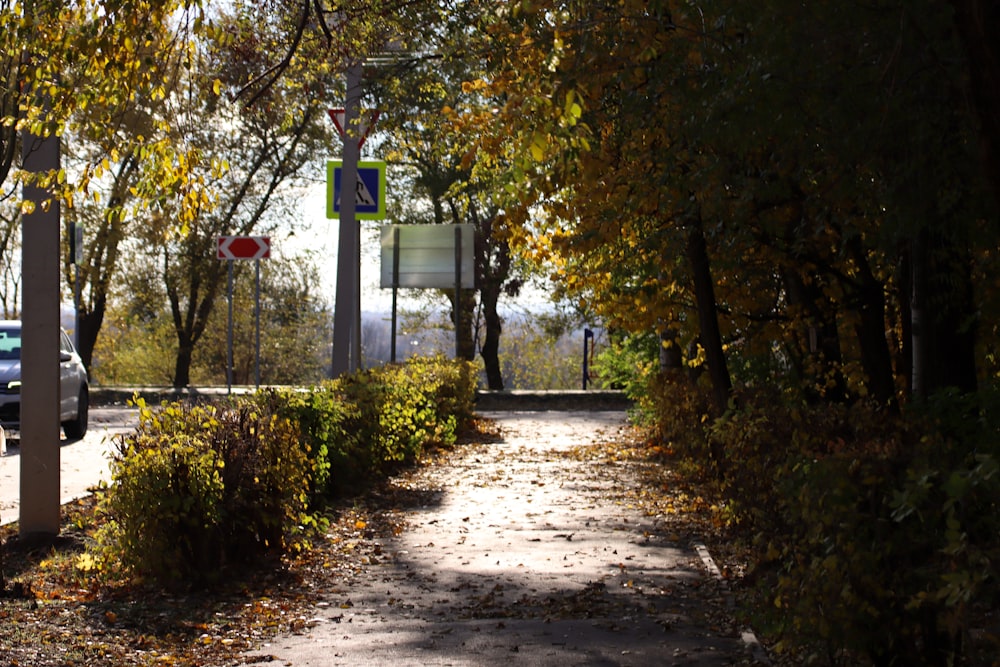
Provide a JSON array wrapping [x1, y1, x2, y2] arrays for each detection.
[[0, 320, 89, 439]]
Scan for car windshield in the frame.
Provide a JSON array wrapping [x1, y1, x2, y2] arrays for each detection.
[[0, 326, 21, 360]]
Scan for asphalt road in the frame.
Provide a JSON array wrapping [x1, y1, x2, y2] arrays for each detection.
[[0, 406, 138, 526]]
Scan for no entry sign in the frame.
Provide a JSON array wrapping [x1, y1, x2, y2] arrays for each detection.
[[218, 236, 271, 260]]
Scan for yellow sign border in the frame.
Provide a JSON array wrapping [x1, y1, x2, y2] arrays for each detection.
[[326, 160, 387, 220]]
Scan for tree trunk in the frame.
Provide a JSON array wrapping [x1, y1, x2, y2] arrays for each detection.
[[659, 326, 682, 372], [174, 338, 194, 388], [76, 294, 106, 371], [846, 237, 898, 409], [72, 153, 137, 371], [470, 208, 517, 390], [783, 269, 849, 403], [896, 246, 914, 398], [448, 288, 477, 361], [685, 212, 732, 414], [480, 284, 504, 390], [853, 285, 898, 408]]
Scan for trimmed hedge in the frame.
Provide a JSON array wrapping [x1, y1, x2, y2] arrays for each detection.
[[95, 356, 477, 587]]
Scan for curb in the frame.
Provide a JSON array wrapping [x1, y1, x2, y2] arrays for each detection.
[[474, 389, 633, 411], [90, 387, 636, 412], [693, 540, 771, 665]]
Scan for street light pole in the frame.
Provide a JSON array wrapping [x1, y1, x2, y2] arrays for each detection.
[[20, 124, 62, 537], [331, 59, 363, 377]]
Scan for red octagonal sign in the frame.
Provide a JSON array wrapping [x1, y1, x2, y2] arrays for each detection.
[[218, 235, 270, 260]]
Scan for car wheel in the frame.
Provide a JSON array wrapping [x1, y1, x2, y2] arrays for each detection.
[[63, 386, 89, 440]]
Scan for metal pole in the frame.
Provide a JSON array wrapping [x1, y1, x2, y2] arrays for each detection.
[[454, 225, 461, 359], [391, 226, 399, 363], [227, 261, 233, 393], [354, 176, 363, 372], [72, 223, 82, 346], [332, 60, 363, 377], [255, 258, 261, 388]]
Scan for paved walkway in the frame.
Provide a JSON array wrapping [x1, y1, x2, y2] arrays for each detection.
[[248, 411, 756, 666]]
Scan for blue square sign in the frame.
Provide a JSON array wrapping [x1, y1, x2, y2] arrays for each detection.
[[327, 160, 386, 220]]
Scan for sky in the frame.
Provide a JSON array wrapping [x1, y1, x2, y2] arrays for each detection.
[[279, 173, 396, 313]]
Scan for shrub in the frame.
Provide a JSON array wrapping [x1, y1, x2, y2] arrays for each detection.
[[93, 356, 478, 586], [96, 397, 317, 586], [639, 368, 716, 449], [404, 353, 478, 424], [330, 356, 477, 493], [252, 384, 355, 502], [591, 332, 660, 400], [697, 390, 1000, 666]]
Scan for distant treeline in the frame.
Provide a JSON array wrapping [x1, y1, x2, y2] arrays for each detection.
[[359, 310, 601, 390]]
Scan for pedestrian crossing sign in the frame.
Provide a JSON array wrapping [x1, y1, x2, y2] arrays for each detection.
[[327, 160, 387, 220]]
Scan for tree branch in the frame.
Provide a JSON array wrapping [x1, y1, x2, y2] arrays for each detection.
[[234, 0, 312, 107]]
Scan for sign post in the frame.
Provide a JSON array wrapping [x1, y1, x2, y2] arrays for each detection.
[[218, 236, 271, 391], [331, 60, 369, 377]]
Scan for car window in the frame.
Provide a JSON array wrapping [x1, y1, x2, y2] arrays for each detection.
[[0, 327, 20, 360], [60, 330, 73, 354]]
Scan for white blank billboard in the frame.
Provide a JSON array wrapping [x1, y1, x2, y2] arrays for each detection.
[[380, 224, 475, 289]]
